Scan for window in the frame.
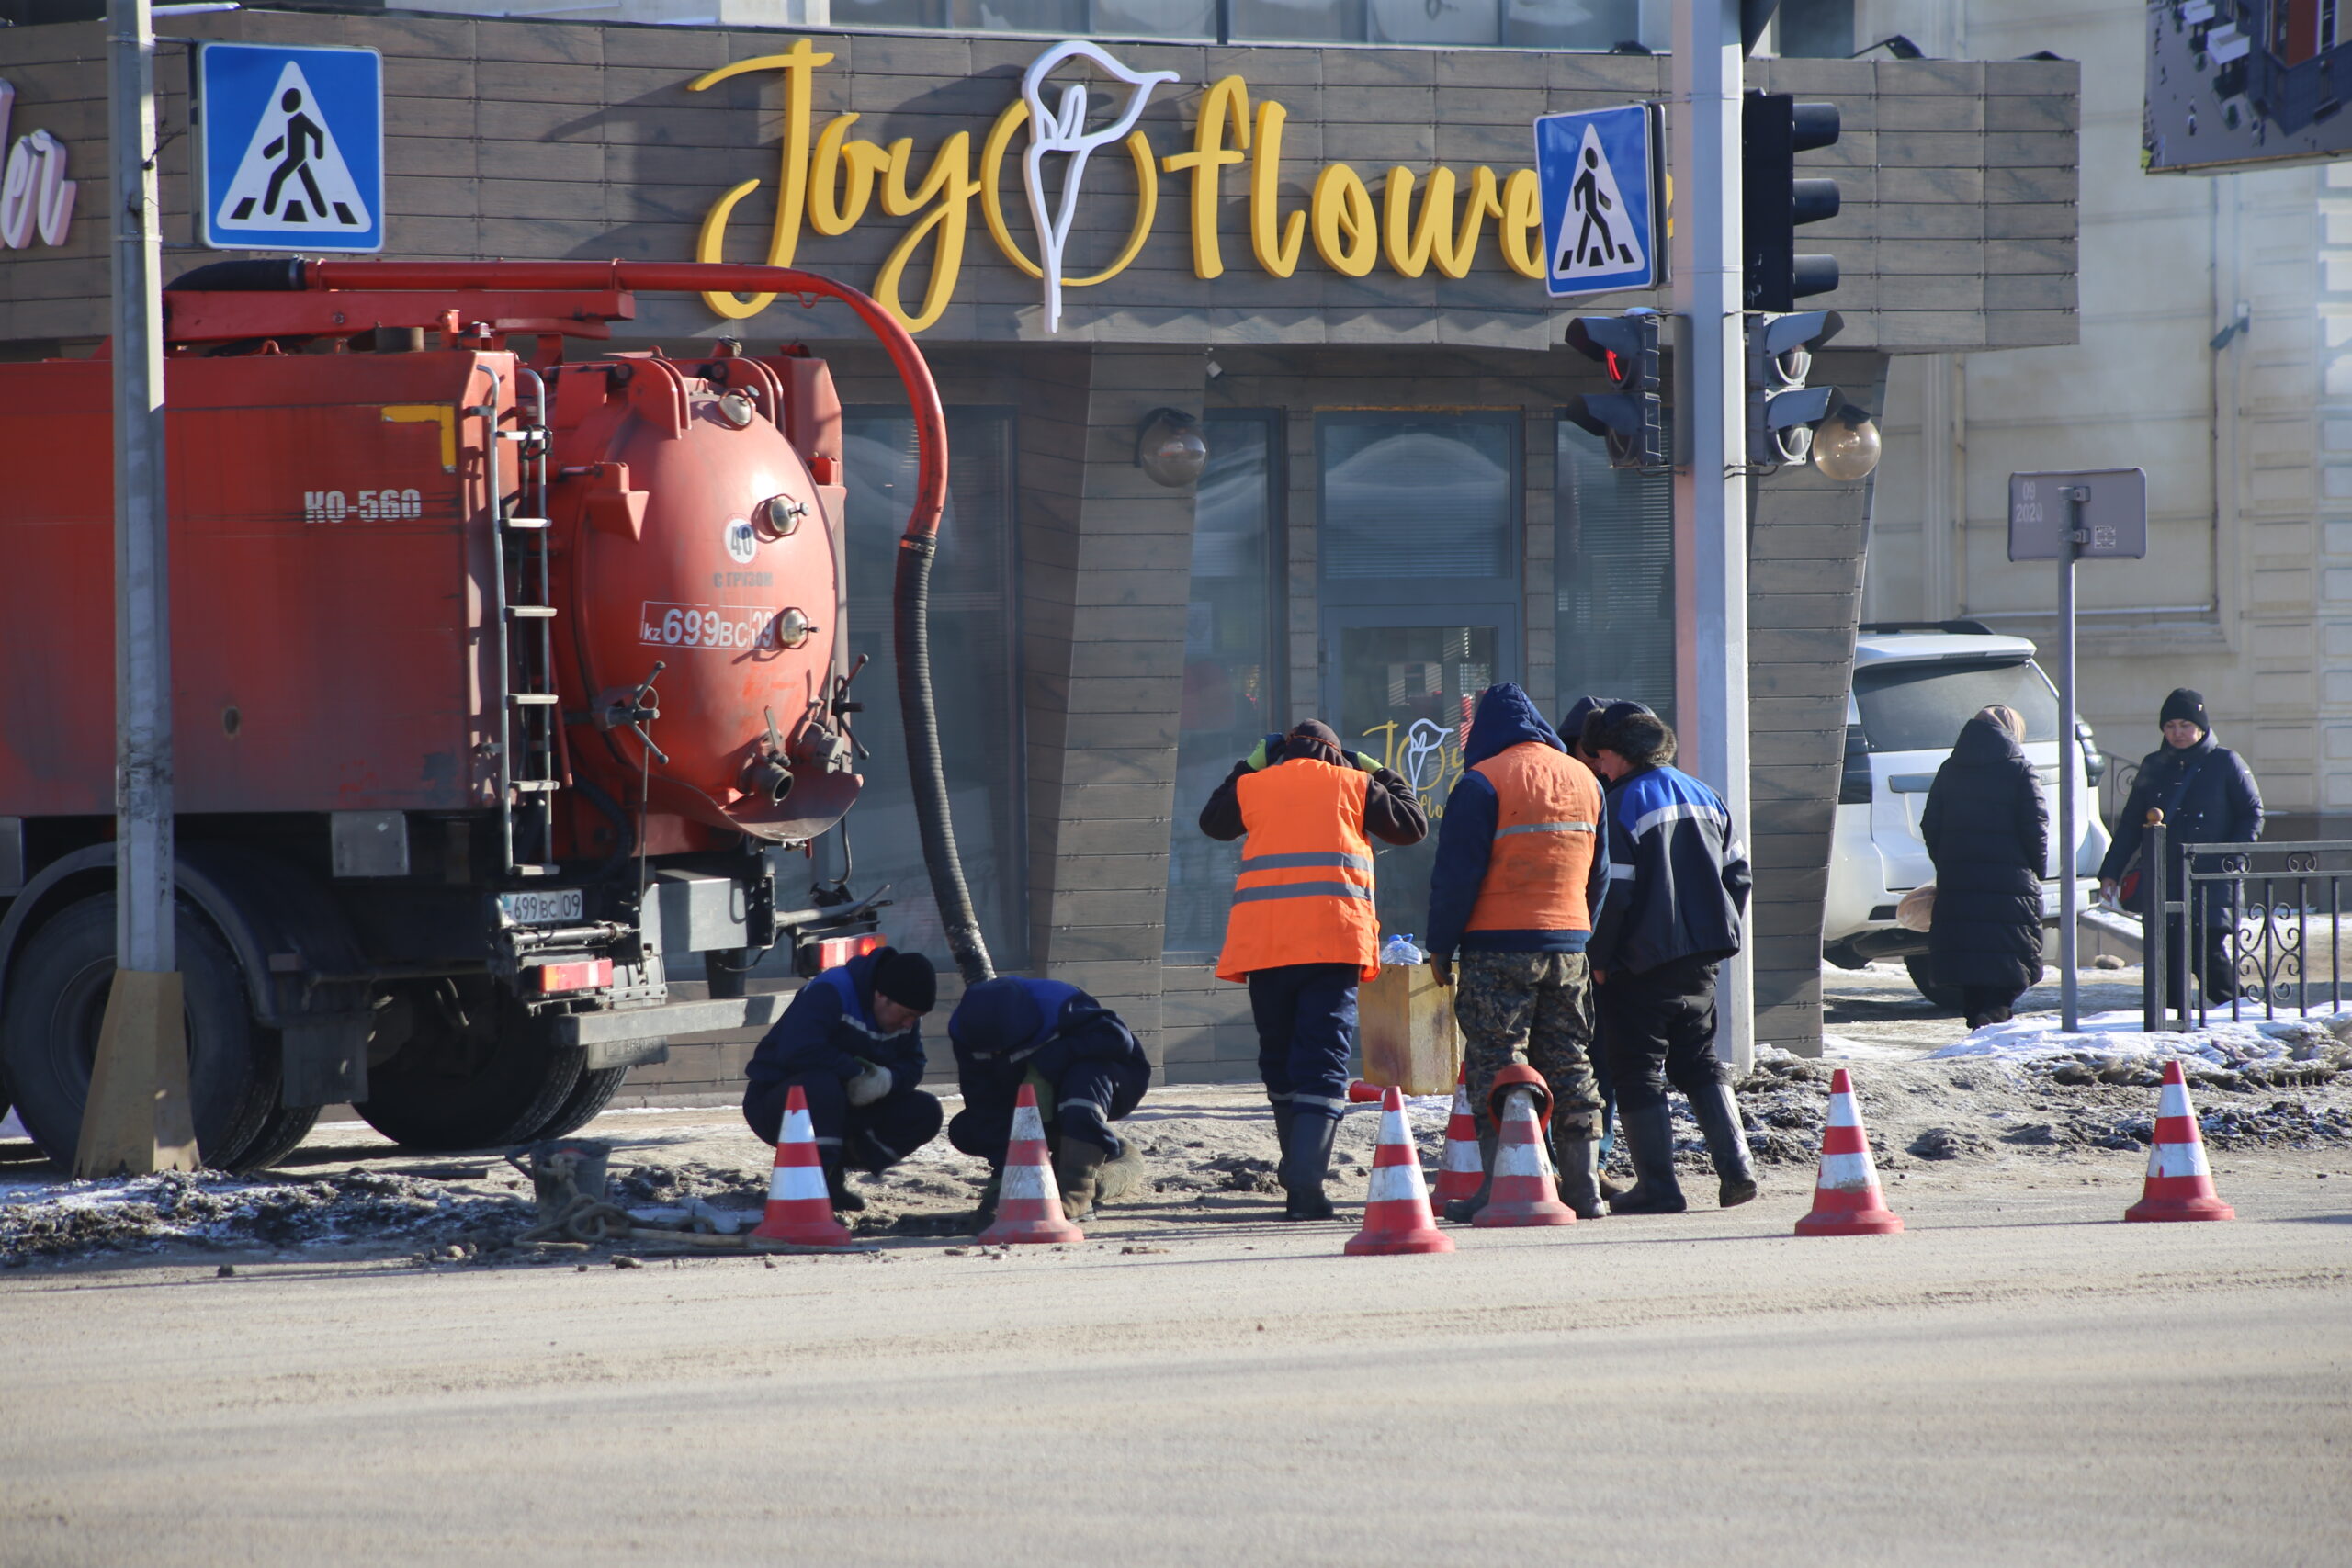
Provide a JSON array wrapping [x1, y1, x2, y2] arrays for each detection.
[[841, 409, 1027, 967], [1775, 0, 1855, 58], [1167, 414, 1281, 957], [1555, 415, 1676, 729], [1852, 659, 2060, 755]]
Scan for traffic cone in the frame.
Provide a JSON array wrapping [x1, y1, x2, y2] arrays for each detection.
[[978, 1084, 1085, 1245], [1431, 1065, 1485, 1207], [1345, 1087, 1454, 1256], [2125, 1060, 2234, 1223], [751, 1084, 857, 1249], [1473, 1086, 1577, 1227], [1793, 1068, 1905, 1236]]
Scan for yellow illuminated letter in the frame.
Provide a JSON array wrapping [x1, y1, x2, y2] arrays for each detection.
[[1500, 167, 1545, 279], [872, 132, 979, 333], [1249, 99, 1305, 278], [1309, 164, 1376, 278], [688, 39, 835, 318], [1162, 75, 1250, 280]]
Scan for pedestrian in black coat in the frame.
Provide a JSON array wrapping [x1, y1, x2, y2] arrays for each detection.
[[2098, 687, 2263, 1006], [1921, 706, 2048, 1027]]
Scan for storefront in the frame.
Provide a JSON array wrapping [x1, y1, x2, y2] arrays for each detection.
[[0, 13, 2079, 1082]]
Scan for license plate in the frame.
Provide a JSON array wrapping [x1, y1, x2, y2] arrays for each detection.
[[499, 889, 583, 925]]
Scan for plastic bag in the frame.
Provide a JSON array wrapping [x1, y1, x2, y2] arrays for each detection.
[[1379, 932, 1426, 965]]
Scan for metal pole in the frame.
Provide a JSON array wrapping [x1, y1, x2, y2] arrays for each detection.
[[76, 0, 194, 1178], [2057, 485, 2083, 1031], [112, 0, 173, 977], [1673, 0, 1752, 1072]]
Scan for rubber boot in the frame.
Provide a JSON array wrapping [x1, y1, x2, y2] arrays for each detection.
[[1280, 1113, 1338, 1221], [1094, 1134, 1148, 1205], [1690, 1081, 1758, 1208], [1608, 1103, 1688, 1214], [1442, 1132, 1498, 1224], [967, 1166, 1002, 1234], [1055, 1139, 1108, 1222], [1552, 1130, 1605, 1220], [822, 1157, 866, 1213]]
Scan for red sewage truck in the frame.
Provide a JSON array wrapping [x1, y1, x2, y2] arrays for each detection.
[[0, 260, 989, 1169]]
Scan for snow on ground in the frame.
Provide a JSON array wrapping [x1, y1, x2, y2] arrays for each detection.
[[1932, 1008, 2352, 1065]]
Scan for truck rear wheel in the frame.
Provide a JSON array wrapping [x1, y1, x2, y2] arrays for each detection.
[[1904, 955, 1966, 1013], [525, 1065, 630, 1142], [0, 894, 277, 1171], [354, 981, 583, 1151], [232, 1104, 322, 1173]]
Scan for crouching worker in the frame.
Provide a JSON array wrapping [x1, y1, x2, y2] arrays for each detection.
[[741, 947, 943, 1213], [947, 977, 1149, 1224]]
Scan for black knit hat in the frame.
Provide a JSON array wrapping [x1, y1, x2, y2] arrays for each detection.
[[871, 948, 937, 1014], [2159, 688, 2209, 732]]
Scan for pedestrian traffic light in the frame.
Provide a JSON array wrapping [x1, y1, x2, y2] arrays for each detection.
[[1743, 91, 1840, 312], [1562, 310, 1662, 470], [1747, 310, 1840, 467]]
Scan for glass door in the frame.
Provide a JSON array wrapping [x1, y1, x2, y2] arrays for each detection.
[[1321, 610, 1518, 942]]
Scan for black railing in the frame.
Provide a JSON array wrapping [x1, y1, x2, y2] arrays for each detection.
[[2143, 810, 2350, 1029]]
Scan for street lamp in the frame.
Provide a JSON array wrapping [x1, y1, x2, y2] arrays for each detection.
[[1812, 403, 1882, 482]]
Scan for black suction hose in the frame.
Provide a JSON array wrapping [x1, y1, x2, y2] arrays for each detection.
[[893, 528, 994, 985]]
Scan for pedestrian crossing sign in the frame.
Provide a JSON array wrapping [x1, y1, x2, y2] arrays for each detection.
[[196, 42, 383, 254], [1533, 103, 1663, 299]]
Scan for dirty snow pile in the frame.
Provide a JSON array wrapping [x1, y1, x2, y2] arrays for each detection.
[[0, 1169, 540, 1268], [1931, 1010, 2352, 1089]]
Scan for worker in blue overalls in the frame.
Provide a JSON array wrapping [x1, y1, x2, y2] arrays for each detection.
[[946, 976, 1151, 1225]]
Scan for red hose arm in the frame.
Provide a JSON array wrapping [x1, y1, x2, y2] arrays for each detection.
[[299, 261, 947, 548]]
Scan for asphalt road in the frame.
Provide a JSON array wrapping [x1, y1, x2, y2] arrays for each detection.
[[5, 1164, 2347, 1567]]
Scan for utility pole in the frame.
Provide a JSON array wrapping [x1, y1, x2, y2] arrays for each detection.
[[1673, 0, 1753, 1074], [76, 0, 196, 1177]]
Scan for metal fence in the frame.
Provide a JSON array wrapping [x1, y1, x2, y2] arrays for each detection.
[[2143, 813, 2351, 1030]]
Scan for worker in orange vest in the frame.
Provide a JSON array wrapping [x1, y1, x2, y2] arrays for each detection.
[[1200, 719, 1429, 1219], [1425, 683, 1611, 1219]]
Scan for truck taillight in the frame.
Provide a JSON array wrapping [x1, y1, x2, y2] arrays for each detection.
[[814, 932, 886, 970], [536, 958, 614, 994]]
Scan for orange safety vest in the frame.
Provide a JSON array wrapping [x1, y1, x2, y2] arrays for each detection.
[[1464, 742, 1603, 936], [1216, 759, 1380, 983]]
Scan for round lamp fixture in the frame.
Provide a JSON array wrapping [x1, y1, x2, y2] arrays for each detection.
[[1813, 404, 1883, 482], [1135, 408, 1208, 488]]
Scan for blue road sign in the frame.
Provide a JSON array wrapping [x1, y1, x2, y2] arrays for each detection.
[[196, 42, 383, 253], [1534, 103, 1663, 299]]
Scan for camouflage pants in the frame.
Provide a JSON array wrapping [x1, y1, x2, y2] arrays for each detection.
[[1454, 950, 1602, 1143]]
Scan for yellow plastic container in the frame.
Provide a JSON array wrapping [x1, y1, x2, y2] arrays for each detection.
[[1357, 963, 1461, 1096]]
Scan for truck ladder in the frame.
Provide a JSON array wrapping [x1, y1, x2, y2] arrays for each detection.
[[483, 367, 562, 878]]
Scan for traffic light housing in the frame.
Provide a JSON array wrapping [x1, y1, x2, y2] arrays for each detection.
[[1562, 310, 1663, 470], [1747, 310, 1840, 467], [1743, 91, 1841, 312]]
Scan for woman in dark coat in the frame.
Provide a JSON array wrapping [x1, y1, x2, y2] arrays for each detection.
[[1921, 705, 2049, 1027], [2098, 687, 2262, 1007]]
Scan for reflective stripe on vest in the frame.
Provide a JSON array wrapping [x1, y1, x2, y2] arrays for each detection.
[[1465, 742, 1604, 935], [1215, 759, 1381, 983]]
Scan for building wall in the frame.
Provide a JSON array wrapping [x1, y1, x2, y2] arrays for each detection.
[[1860, 0, 2346, 829], [0, 12, 2081, 1080]]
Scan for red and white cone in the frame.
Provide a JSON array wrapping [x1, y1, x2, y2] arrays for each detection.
[[1793, 1068, 1905, 1236], [1345, 1087, 1454, 1256], [978, 1084, 1085, 1245], [1473, 1086, 1577, 1227], [2125, 1060, 2233, 1223], [1431, 1065, 1485, 1208], [751, 1084, 857, 1249]]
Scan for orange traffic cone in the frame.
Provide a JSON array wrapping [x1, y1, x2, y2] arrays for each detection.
[[751, 1084, 858, 1249], [1431, 1065, 1485, 1208], [1793, 1068, 1905, 1236], [2125, 1060, 2233, 1222], [1345, 1087, 1453, 1256], [1473, 1085, 1577, 1227], [978, 1084, 1085, 1245]]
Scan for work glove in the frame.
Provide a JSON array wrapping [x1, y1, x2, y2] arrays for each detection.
[[1244, 733, 1283, 771], [1350, 750, 1382, 773], [844, 1060, 892, 1107]]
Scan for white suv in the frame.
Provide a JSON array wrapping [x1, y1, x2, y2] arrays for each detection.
[[1822, 623, 2111, 1006]]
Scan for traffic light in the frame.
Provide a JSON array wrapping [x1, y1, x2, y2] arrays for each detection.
[[1562, 310, 1662, 470], [1743, 91, 1841, 312], [1747, 310, 1840, 467]]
